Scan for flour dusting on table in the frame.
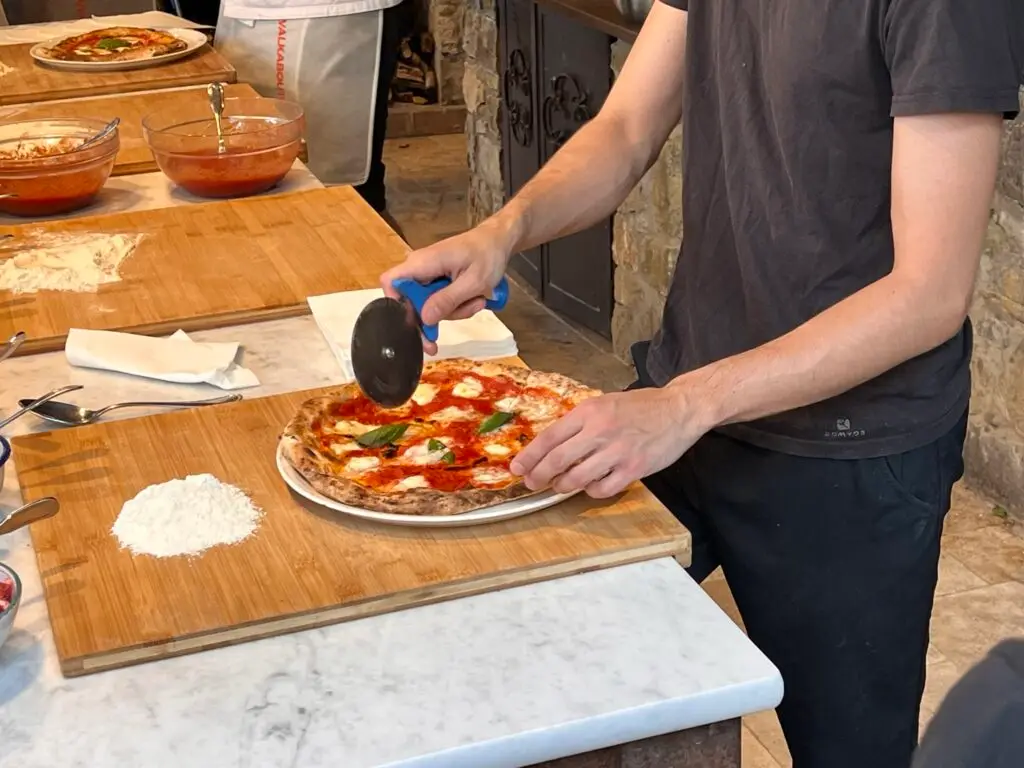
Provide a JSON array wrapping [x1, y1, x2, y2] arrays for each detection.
[[0, 232, 142, 294], [112, 474, 263, 558], [0, 63, 12, 79]]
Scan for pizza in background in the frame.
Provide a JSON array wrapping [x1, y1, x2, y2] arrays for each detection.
[[37, 27, 189, 63], [280, 359, 601, 516]]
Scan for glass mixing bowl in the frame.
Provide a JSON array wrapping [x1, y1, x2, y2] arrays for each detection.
[[142, 98, 305, 199], [0, 118, 119, 217]]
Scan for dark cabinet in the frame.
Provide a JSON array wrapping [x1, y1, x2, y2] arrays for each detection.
[[498, 0, 613, 338]]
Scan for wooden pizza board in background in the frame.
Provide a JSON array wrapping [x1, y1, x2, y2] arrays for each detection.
[[0, 43, 237, 106], [0, 187, 406, 356], [0, 83, 261, 176], [13, 388, 692, 677]]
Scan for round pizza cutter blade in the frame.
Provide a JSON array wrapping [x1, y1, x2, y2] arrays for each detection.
[[350, 296, 425, 407]]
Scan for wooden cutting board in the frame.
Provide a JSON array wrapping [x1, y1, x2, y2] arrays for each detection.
[[0, 83, 261, 176], [13, 388, 691, 677], [0, 43, 237, 106], [0, 187, 406, 356]]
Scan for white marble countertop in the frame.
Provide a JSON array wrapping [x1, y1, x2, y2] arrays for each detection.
[[0, 317, 783, 767]]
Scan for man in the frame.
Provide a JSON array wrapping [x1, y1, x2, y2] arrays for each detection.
[[382, 1, 1022, 766]]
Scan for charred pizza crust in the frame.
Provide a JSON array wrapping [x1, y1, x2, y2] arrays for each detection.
[[40, 27, 189, 63], [280, 358, 600, 516]]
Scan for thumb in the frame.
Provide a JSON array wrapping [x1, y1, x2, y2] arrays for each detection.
[[380, 246, 447, 298], [421, 276, 485, 325]]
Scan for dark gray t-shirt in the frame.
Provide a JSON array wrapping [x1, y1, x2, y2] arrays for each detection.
[[647, 0, 1024, 458]]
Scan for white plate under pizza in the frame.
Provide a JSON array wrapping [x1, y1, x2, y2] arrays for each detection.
[[30, 27, 209, 72]]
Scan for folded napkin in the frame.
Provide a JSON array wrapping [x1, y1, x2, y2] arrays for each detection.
[[307, 289, 518, 380], [65, 329, 260, 390]]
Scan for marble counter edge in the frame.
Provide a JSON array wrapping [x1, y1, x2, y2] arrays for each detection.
[[391, 673, 784, 768]]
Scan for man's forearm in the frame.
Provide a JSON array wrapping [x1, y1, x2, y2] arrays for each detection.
[[676, 272, 971, 432], [487, 116, 652, 255]]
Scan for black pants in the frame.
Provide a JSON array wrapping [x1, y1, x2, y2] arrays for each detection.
[[353, 0, 414, 213], [629, 341, 967, 768]]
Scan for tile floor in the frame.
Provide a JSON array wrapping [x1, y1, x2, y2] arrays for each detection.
[[383, 133, 1024, 767]]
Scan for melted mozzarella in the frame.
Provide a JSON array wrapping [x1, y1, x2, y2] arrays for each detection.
[[411, 383, 438, 406], [483, 442, 512, 457], [494, 396, 518, 412], [394, 475, 431, 490], [452, 377, 484, 398], [332, 420, 376, 436], [403, 440, 449, 466], [515, 396, 559, 422], [346, 455, 381, 473], [329, 441, 361, 456], [433, 406, 475, 422], [472, 466, 514, 485]]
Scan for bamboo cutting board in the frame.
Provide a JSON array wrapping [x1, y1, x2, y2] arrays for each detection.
[[0, 43, 237, 106], [0, 83, 261, 176], [13, 389, 691, 677], [0, 187, 406, 356]]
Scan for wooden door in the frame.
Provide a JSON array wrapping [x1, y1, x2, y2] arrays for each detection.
[[536, 8, 613, 338], [500, 0, 544, 293]]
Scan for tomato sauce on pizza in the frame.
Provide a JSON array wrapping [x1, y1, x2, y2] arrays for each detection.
[[280, 359, 601, 516]]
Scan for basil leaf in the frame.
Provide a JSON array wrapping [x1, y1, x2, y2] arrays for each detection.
[[441, 450, 456, 464], [357, 423, 408, 448], [428, 438, 447, 452], [97, 38, 130, 50], [478, 411, 515, 434]]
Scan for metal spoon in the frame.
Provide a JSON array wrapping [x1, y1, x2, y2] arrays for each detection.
[[0, 497, 59, 536], [17, 393, 242, 427], [207, 82, 227, 154], [0, 332, 26, 364], [74, 117, 120, 153], [0, 385, 84, 431]]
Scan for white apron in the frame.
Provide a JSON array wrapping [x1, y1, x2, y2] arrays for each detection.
[[218, 0, 399, 186]]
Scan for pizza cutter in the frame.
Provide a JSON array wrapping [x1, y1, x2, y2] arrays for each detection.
[[350, 276, 510, 408]]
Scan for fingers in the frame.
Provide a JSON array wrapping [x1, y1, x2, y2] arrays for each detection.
[[420, 276, 489, 326], [585, 469, 633, 499], [551, 451, 615, 494], [380, 245, 448, 292], [511, 413, 586, 488], [446, 297, 488, 322]]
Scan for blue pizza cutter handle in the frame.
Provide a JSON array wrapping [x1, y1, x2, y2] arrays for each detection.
[[391, 275, 510, 343]]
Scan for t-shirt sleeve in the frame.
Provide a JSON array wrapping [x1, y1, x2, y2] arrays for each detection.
[[658, 0, 688, 10], [883, 0, 1023, 119]]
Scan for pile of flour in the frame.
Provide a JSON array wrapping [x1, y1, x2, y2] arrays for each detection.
[[0, 62, 12, 79], [0, 232, 142, 294], [112, 474, 263, 559]]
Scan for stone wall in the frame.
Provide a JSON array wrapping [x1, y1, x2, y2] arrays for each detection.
[[609, 41, 682, 359], [965, 107, 1024, 517], [463, 0, 503, 225], [430, 0, 467, 105]]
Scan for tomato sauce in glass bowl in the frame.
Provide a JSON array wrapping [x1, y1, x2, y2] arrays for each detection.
[[142, 98, 305, 199], [0, 119, 119, 217]]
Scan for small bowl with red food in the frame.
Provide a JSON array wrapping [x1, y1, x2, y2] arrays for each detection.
[[0, 118, 120, 217], [142, 97, 305, 199], [0, 562, 21, 652]]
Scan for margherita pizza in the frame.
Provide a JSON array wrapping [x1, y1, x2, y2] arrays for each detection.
[[37, 27, 189, 63], [280, 359, 601, 515]]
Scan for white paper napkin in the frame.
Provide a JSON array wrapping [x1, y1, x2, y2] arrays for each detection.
[[65, 329, 260, 390], [307, 289, 518, 380]]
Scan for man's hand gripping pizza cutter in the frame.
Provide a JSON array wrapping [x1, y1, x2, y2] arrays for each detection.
[[350, 276, 510, 408]]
